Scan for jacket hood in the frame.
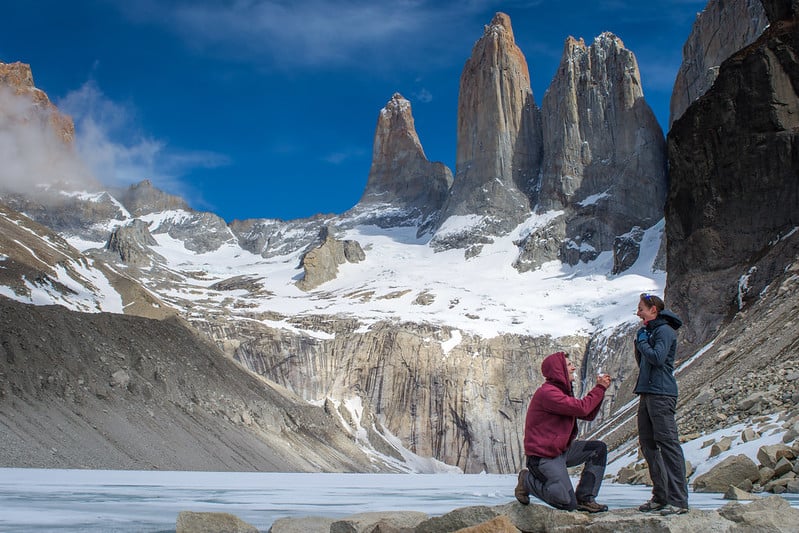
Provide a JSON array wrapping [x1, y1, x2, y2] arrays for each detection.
[[656, 309, 683, 330], [541, 351, 573, 394]]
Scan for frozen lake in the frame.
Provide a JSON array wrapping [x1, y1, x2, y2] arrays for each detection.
[[1, 468, 797, 532]]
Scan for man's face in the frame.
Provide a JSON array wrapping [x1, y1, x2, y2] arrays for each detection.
[[566, 358, 576, 381]]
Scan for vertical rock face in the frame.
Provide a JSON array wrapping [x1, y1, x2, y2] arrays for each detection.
[[666, 2, 799, 349], [357, 93, 452, 228], [432, 12, 543, 251], [0, 61, 75, 144], [526, 33, 666, 267], [669, 0, 768, 128]]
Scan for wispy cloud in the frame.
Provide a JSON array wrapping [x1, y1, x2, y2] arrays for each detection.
[[57, 81, 229, 196], [323, 146, 367, 165], [111, 0, 523, 70], [0, 87, 94, 193]]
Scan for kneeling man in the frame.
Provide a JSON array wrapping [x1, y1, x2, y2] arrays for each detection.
[[515, 351, 611, 513]]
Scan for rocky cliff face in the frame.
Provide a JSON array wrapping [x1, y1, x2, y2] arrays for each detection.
[[210, 315, 588, 474], [432, 13, 542, 253], [356, 93, 452, 230], [527, 33, 667, 268], [669, 0, 768, 128], [0, 61, 74, 144], [666, 1, 799, 350]]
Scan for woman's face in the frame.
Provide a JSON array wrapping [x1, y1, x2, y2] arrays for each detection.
[[637, 299, 658, 322]]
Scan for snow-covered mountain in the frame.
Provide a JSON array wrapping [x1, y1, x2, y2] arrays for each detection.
[[2, 2, 799, 481]]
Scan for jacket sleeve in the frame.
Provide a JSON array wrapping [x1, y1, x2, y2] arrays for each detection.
[[635, 326, 674, 367], [539, 384, 606, 419]]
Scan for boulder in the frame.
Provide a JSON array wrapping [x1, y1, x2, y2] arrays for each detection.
[[724, 485, 760, 500], [175, 511, 258, 533], [268, 516, 336, 533], [329, 511, 429, 533], [297, 227, 365, 291], [454, 515, 519, 533], [718, 494, 799, 531], [709, 436, 733, 458], [692, 454, 760, 492], [758, 444, 795, 469]]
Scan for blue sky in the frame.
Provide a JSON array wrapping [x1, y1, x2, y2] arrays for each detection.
[[2, 0, 706, 222]]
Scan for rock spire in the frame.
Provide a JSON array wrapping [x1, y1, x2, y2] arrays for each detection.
[[521, 32, 666, 267], [432, 12, 543, 252], [357, 93, 452, 226]]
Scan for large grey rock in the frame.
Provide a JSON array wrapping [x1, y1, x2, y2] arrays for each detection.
[[693, 454, 760, 492], [717, 494, 799, 532], [296, 226, 365, 291], [537, 32, 667, 267], [175, 511, 258, 533], [356, 93, 452, 231], [757, 443, 796, 469], [432, 12, 542, 251], [665, 4, 799, 350], [268, 516, 336, 533], [264, 497, 799, 533], [669, 0, 768, 127], [329, 511, 428, 533], [104, 219, 161, 266]]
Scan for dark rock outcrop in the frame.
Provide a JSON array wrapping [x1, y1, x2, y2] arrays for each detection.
[[356, 93, 452, 230], [666, 2, 799, 349], [105, 219, 161, 266], [669, 0, 768, 127], [432, 12, 542, 252]]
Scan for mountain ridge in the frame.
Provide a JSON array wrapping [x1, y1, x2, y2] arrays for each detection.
[[1, 0, 797, 478]]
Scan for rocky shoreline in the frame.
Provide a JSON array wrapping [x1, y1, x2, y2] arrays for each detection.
[[174, 494, 799, 532]]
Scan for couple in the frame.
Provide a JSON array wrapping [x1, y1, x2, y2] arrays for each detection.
[[514, 293, 689, 515]]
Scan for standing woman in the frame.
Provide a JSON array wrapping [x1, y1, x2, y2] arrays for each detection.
[[634, 293, 689, 516]]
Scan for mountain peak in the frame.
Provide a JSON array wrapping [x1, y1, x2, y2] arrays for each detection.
[[486, 12, 514, 40], [431, 12, 542, 251], [0, 60, 75, 144], [356, 93, 452, 227]]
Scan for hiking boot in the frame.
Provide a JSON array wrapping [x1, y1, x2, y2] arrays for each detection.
[[514, 469, 529, 505], [660, 504, 689, 516], [638, 499, 667, 512], [577, 499, 608, 513]]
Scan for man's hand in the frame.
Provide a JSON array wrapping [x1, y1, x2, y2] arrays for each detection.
[[596, 374, 611, 389]]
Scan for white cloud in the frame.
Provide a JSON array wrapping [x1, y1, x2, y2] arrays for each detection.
[[112, 0, 512, 70], [323, 146, 367, 165], [412, 88, 433, 104], [0, 87, 95, 193], [57, 81, 229, 194]]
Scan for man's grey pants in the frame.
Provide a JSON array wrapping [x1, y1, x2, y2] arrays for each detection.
[[638, 393, 688, 507], [523, 440, 607, 510]]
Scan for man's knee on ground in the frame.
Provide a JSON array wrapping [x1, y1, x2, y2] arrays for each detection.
[[544, 481, 575, 510]]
